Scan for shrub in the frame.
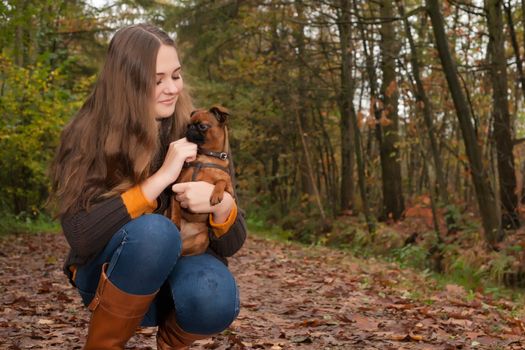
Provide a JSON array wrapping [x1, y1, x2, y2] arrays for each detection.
[[0, 54, 84, 216]]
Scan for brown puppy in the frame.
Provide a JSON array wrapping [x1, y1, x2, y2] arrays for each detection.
[[170, 106, 234, 256]]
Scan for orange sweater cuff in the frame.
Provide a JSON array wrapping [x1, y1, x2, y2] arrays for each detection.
[[209, 202, 238, 238], [121, 185, 157, 219]]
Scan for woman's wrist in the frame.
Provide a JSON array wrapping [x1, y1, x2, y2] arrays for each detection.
[[140, 170, 171, 202]]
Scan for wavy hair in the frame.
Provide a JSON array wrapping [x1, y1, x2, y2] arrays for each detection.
[[50, 24, 193, 216]]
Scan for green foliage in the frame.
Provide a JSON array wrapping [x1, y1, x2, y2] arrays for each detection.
[[246, 194, 325, 244], [323, 218, 406, 259], [390, 244, 430, 270], [246, 214, 293, 242], [488, 253, 516, 284], [282, 199, 328, 244], [0, 212, 60, 235], [446, 256, 486, 290], [318, 212, 525, 296], [324, 224, 363, 250], [443, 203, 462, 230], [0, 54, 84, 216], [0, 1, 113, 226]]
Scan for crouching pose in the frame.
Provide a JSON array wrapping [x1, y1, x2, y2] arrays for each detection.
[[49, 23, 246, 349]]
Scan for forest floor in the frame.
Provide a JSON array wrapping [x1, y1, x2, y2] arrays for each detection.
[[0, 230, 524, 350]]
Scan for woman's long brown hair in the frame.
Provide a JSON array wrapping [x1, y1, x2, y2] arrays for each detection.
[[49, 24, 193, 216]]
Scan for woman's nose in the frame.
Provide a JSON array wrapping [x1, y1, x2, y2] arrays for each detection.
[[165, 79, 179, 94]]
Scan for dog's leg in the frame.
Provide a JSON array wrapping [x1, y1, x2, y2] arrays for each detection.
[[170, 196, 182, 230], [210, 180, 227, 206]]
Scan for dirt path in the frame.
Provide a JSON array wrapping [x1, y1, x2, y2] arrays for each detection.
[[0, 232, 524, 349]]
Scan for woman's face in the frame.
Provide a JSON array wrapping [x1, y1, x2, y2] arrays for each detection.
[[154, 45, 183, 119]]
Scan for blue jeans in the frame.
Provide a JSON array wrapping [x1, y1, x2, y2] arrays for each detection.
[[74, 214, 240, 334]]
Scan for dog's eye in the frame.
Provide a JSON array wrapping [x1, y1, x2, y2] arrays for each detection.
[[197, 123, 208, 131]]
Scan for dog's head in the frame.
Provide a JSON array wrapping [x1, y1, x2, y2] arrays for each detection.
[[186, 105, 229, 150]]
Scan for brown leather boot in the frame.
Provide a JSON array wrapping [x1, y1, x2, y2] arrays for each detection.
[[156, 310, 211, 350], [84, 263, 157, 350]]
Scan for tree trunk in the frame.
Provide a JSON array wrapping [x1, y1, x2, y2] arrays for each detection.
[[316, 108, 339, 215], [504, 1, 525, 101], [295, 111, 328, 224], [426, 0, 503, 246], [501, 0, 525, 224], [486, 0, 520, 229], [293, 0, 315, 197], [337, 0, 374, 232], [337, 0, 356, 213], [378, 0, 405, 221], [396, 0, 448, 205]]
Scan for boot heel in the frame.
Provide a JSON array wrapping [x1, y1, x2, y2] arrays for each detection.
[[156, 310, 211, 350]]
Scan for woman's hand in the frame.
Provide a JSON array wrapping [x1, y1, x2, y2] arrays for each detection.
[[158, 138, 197, 184], [172, 181, 235, 223], [140, 138, 197, 202]]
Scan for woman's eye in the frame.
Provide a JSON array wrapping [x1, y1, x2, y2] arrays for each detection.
[[156, 80, 162, 85], [172, 75, 180, 80]]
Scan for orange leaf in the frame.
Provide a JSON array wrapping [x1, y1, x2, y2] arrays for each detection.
[[385, 80, 397, 98], [409, 332, 424, 341], [357, 110, 364, 128], [367, 117, 377, 127], [380, 115, 393, 127]]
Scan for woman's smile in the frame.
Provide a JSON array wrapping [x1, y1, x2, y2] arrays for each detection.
[[159, 98, 176, 105]]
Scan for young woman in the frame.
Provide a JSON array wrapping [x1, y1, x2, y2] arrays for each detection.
[[49, 23, 246, 349]]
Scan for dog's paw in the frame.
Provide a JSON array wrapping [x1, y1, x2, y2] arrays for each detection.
[[209, 193, 223, 206]]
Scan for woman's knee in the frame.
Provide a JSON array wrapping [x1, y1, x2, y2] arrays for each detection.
[[168, 255, 240, 334], [122, 214, 182, 261], [103, 214, 182, 294]]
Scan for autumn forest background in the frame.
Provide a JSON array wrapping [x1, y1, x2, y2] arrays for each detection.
[[2, 0, 525, 296]]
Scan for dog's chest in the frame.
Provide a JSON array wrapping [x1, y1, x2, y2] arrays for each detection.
[[179, 156, 231, 188]]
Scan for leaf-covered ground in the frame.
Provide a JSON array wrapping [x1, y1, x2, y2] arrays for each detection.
[[0, 232, 524, 349]]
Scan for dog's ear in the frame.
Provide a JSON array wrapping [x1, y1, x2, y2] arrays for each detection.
[[190, 110, 198, 117], [209, 105, 229, 124]]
